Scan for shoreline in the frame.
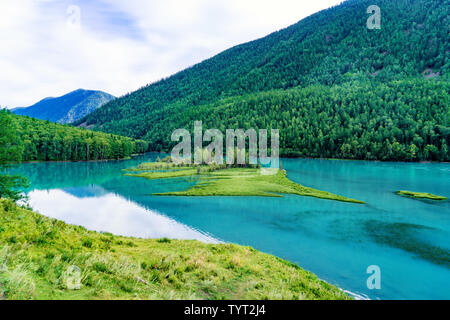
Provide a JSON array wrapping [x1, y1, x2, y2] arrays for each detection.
[[10, 153, 145, 165], [7, 150, 450, 165], [17, 191, 357, 300], [152, 150, 449, 164], [0, 200, 351, 300]]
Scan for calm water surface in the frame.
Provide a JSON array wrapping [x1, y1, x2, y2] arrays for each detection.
[[11, 154, 450, 300]]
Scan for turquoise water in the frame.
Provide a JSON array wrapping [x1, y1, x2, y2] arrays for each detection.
[[10, 153, 450, 300]]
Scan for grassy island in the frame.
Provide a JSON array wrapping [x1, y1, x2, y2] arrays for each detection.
[[124, 161, 364, 204], [396, 191, 447, 201], [0, 200, 349, 300]]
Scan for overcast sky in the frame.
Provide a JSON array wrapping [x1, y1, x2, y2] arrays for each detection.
[[0, 0, 343, 108]]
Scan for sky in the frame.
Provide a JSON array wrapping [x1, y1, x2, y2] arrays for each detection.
[[0, 0, 343, 108]]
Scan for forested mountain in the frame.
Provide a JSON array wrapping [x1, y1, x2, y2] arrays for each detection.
[[77, 0, 449, 161], [127, 79, 449, 161], [1, 111, 148, 162], [13, 89, 115, 124]]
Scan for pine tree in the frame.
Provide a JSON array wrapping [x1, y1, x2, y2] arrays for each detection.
[[0, 110, 28, 201]]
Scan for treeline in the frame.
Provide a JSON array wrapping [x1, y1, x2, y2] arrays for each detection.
[[141, 79, 449, 162], [2, 111, 148, 162]]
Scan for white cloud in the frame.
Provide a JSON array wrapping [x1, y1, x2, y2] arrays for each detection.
[[0, 0, 342, 108], [28, 188, 218, 242]]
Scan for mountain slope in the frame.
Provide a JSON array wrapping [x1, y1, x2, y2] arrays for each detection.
[[1, 111, 148, 162], [123, 78, 449, 161], [77, 0, 449, 161], [13, 89, 115, 124]]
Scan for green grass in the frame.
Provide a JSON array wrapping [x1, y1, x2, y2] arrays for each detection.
[[123, 162, 192, 172], [125, 163, 364, 204], [0, 200, 350, 300], [396, 191, 447, 201]]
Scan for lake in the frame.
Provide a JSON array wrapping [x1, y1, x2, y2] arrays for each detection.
[[10, 153, 450, 300]]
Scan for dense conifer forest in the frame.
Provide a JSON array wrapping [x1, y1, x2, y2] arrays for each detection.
[[1, 111, 148, 162], [137, 79, 449, 161]]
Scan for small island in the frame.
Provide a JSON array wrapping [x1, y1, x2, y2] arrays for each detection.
[[124, 159, 365, 204], [396, 190, 447, 201]]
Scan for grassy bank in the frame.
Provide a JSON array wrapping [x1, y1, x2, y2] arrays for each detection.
[[125, 162, 364, 204], [396, 191, 447, 201], [0, 200, 350, 300]]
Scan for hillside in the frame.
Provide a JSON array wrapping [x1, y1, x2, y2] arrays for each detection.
[[0, 200, 349, 300], [116, 79, 449, 161], [13, 89, 115, 124], [1, 111, 148, 162]]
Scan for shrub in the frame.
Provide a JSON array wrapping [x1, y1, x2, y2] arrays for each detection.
[[82, 238, 93, 248]]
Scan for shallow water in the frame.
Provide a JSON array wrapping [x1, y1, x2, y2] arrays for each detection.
[[10, 154, 450, 299]]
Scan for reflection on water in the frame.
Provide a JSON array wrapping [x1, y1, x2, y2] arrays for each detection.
[[28, 188, 217, 243]]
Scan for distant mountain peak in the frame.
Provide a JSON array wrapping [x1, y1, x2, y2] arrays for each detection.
[[12, 89, 115, 124]]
